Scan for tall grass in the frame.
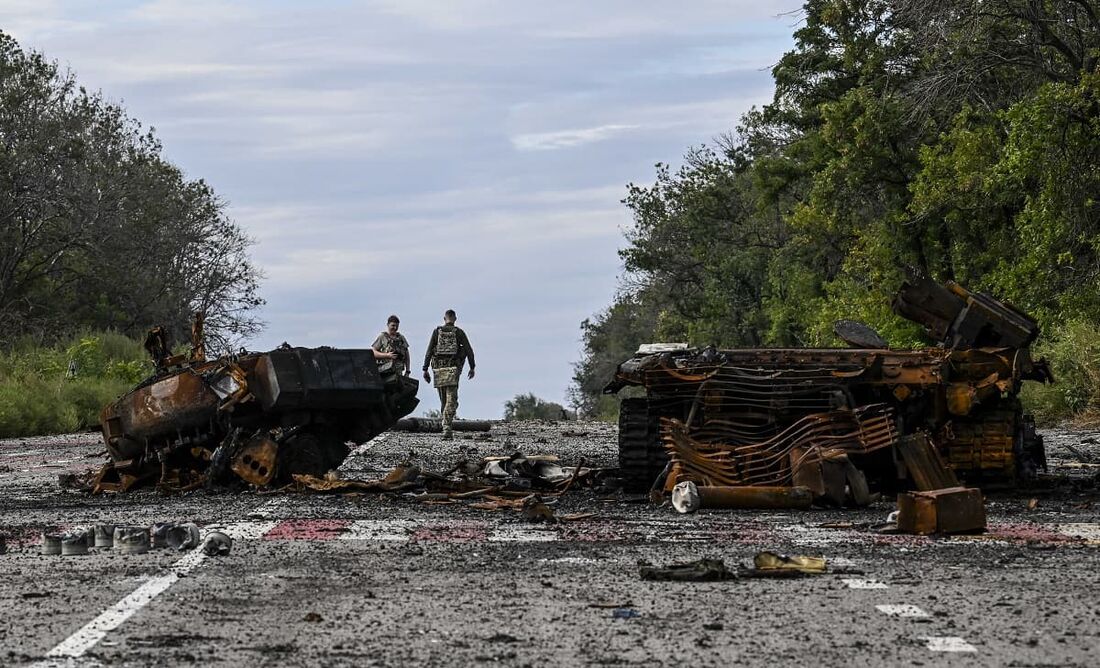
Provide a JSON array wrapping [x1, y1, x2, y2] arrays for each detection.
[[0, 331, 150, 437], [1021, 320, 1100, 426]]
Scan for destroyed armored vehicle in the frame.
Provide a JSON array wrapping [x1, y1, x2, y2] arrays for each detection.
[[95, 318, 419, 492], [605, 278, 1053, 495]]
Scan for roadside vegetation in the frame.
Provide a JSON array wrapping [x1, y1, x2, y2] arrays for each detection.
[[0, 332, 149, 438], [503, 393, 575, 421], [0, 31, 263, 354], [573, 0, 1100, 425], [0, 32, 265, 437]]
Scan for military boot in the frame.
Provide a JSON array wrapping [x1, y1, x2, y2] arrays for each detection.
[[441, 429, 454, 440]]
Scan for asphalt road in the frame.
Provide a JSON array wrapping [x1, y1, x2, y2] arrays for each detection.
[[1, 421, 1098, 667]]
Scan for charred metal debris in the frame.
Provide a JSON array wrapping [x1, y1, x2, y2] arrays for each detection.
[[92, 315, 420, 493], [288, 453, 609, 521], [605, 279, 1055, 526]]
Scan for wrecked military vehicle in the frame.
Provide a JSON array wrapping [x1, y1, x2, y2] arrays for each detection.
[[94, 317, 419, 493], [605, 278, 1053, 497]]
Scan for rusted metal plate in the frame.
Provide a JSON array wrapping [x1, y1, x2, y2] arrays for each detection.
[[230, 435, 278, 486], [898, 487, 986, 535]]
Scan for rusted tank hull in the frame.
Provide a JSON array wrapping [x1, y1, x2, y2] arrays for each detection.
[[606, 280, 1052, 494], [97, 346, 419, 491]]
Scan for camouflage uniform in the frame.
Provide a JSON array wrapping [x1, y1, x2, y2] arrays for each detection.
[[372, 331, 410, 379], [422, 324, 475, 436]]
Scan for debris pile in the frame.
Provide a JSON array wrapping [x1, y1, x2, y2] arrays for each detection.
[[91, 314, 419, 494], [639, 552, 830, 582], [37, 522, 232, 556], [290, 452, 610, 520], [604, 278, 1050, 522]]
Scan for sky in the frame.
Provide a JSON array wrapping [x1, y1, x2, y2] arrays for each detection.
[[4, 0, 803, 418]]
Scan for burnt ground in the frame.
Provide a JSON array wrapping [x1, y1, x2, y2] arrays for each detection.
[[1, 421, 1099, 667]]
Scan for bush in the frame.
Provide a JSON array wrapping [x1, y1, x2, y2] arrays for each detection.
[[503, 393, 575, 421], [1021, 320, 1100, 426], [0, 331, 148, 437]]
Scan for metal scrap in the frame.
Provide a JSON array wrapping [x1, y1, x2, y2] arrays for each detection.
[[605, 278, 1055, 507], [92, 314, 420, 494]]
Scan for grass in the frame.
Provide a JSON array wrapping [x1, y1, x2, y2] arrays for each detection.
[[1020, 320, 1100, 426], [0, 331, 150, 438]]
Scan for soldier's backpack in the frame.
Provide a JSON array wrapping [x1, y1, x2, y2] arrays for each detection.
[[434, 327, 459, 356]]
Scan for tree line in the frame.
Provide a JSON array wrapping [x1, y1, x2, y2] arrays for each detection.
[[572, 0, 1100, 421], [0, 32, 262, 353]]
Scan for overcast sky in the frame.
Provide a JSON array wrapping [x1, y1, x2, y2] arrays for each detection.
[[5, 0, 802, 418]]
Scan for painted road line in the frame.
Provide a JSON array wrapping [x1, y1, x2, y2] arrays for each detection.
[[922, 636, 977, 652], [875, 604, 929, 617], [842, 578, 887, 589], [208, 520, 277, 540], [488, 526, 558, 542], [264, 519, 352, 540], [1056, 523, 1100, 544], [44, 549, 208, 659], [347, 432, 387, 459], [33, 522, 260, 664]]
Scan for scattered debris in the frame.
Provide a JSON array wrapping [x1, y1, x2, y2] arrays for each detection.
[[61, 532, 88, 556], [92, 315, 420, 495], [639, 558, 737, 582], [40, 533, 62, 555], [671, 481, 813, 513], [94, 524, 115, 548], [611, 608, 641, 620], [115, 527, 151, 554], [897, 487, 986, 535], [302, 612, 323, 623], [520, 496, 556, 523], [166, 523, 201, 551], [201, 531, 232, 556], [606, 278, 1052, 500], [749, 551, 827, 576]]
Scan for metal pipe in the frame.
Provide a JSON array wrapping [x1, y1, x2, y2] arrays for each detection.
[[671, 481, 814, 513]]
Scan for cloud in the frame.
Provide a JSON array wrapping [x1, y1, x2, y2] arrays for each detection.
[[7, 0, 805, 417], [511, 123, 641, 151]]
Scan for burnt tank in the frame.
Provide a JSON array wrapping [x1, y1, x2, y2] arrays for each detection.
[[604, 279, 1053, 494], [96, 322, 418, 492]]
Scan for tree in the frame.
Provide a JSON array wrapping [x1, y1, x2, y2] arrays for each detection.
[[0, 32, 263, 351], [503, 393, 574, 421], [572, 0, 1100, 420]]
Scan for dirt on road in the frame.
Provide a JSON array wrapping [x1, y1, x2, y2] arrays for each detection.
[[1, 421, 1099, 667]]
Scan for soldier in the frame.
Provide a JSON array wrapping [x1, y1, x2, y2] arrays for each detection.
[[422, 309, 475, 439], [372, 315, 411, 380]]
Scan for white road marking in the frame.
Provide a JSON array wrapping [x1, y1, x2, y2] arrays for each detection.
[[922, 636, 977, 652], [487, 527, 558, 542], [250, 497, 291, 520], [842, 578, 887, 589], [1056, 523, 1100, 543], [33, 522, 261, 663], [347, 433, 388, 459], [207, 520, 278, 540], [42, 549, 208, 659], [875, 604, 929, 617]]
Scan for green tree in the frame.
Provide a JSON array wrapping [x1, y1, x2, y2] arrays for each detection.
[[503, 393, 573, 421], [0, 31, 263, 351]]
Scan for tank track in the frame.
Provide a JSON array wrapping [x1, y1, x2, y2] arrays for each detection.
[[618, 397, 669, 492]]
